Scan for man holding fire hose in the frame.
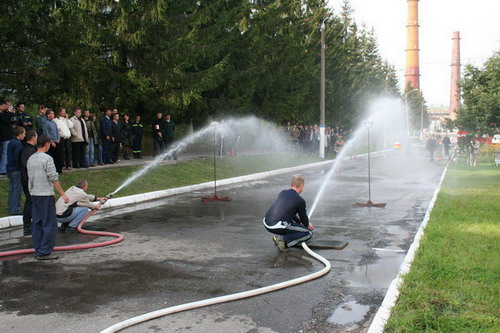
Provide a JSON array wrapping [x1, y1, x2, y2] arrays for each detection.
[[263, 175, 314, 252], [56, 179, 106, 233]]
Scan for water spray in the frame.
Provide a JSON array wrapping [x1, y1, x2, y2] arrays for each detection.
[[354, 122, 387, 208]]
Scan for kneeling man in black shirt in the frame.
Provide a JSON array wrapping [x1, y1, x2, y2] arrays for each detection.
[[263, 175, 314, 252]]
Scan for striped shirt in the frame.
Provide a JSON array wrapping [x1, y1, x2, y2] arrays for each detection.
[[27, 152, 59, 196]]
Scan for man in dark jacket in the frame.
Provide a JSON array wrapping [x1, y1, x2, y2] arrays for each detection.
[[0, 100, 16, 174], [152, 112, 165, 158], [163, 114, 177, 160], [100, 109, 113, 164], [16, 102, 33, 131], [131, 115, 143, 159], [7, 126, 26, 215], [111, 112, 122, 162], [20, 130, 38, 234], [263, 176, 314, 252]]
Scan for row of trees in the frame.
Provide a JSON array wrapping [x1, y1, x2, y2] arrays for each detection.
[[456, 51, 499, 135], [1, 0, 399, 128]]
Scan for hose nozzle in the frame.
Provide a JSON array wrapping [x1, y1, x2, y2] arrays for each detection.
[[106, 192, 115, 199]]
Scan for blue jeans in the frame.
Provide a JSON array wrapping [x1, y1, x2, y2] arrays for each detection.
[[96, 144, 103, 165], [0, 140, 10, 173], [32, 196, 58, 257], [86, 137, 95, 165], [7, 170, 22, 215], [57, 206, 90, 228]]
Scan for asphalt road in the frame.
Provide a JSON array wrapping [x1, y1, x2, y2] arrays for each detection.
[[0, 145, 445, 332]]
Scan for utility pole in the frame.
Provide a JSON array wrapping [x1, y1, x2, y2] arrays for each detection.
[[319, 19, 326, 158]]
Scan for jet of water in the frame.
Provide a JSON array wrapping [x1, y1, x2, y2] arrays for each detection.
[[111, 124, 215, 195], [307, 97, 406, 219], [110, 116, 291, 196]]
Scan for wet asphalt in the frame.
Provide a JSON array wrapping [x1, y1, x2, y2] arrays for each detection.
[[0, 145, 445, 333]]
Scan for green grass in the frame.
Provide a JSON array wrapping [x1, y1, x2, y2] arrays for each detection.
[[0, 153, 324, 217], [385, 164, 500, 333]]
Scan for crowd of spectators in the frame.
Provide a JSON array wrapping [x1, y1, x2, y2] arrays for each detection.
[[284, 122, 353, 156], [0, 100, 148, 238]]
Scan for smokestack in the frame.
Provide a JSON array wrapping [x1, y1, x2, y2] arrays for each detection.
[[450, 31, 461, 120], [405, 0, 420, 90]]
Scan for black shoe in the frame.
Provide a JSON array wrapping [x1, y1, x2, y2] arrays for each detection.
[[36, 254, 59, 260], [138, 156, 142, 159], [58, 223, 69, 232], [23, 228, 32, 236], [67, 227, 78, 233]]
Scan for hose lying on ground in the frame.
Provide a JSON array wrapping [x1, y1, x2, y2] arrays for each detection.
[[100, 243, 331, 333], [0, 198, 124, 258]]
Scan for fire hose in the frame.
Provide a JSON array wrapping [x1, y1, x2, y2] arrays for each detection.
[[0, 194, 124, 258]]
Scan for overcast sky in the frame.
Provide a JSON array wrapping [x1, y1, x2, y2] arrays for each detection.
[[328, 0, 500, 107]]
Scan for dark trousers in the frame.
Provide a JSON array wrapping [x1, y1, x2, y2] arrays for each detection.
[[32, 196, 58, 257], [164, 137, 177, 159], [22, 181, 32, 230], [72, 141, 87, 168], [132, 135, 142, 156], [152, 137, 165, 157], [111, 141, 120, 162], [102, 138, 112, 163], [61, 138, 72, 168], [48, 143, 63, 173], [264, 219, 313, 247]]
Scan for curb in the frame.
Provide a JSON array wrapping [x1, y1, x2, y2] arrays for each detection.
[[0, 159, 333, 230], [367, 164, 449, 333]]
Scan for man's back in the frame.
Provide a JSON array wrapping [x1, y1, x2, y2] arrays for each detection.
[[265, 189, 309, 226]]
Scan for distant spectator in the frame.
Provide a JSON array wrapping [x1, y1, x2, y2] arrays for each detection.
[[56, 179, 105, 232], [83, 110, 98, 167], [34, 105, 47, 137], [152, 112, 165, 158], [53, 107, 73, 170], [43, 109, 63, 173], [16, 102, 33, 131], [131, 115, 143, 159], [70, 108, 88, 168], [7, 126, 26, 215], [100, 109, 113, 164], [91, 113, 104, 165], [20, 130, 37, 234], [426, 136, 437, 162], [163, 114, 177, 160], [442, 134, 451, 155], [27, 135, 69, 260], [0, 100, 16, 174], [121, 114, 132, 160], [111, 112, 122, 162]]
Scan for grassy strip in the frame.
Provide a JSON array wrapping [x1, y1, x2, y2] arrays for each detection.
[[0, 153, 324, 218], [385, 164, 500, 332]]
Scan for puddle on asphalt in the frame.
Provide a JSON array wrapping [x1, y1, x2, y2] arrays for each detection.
[[345, 251, 405, 289], [327, 300, 370, 330]]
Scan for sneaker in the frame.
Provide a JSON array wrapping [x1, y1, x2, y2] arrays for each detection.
[[272, 236, 288, 252], [36, 254, 59, 260]]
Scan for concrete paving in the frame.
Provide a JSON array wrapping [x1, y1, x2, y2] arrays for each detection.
[[0, 145, 445, 332]]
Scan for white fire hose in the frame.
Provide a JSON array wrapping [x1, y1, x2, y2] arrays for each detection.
[[100, 242, 331, 332]]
